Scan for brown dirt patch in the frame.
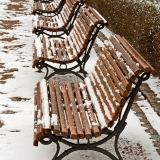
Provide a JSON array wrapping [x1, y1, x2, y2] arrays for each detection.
[[0, 120, 4, 128], [3, 44, 25, 51], [7, 4, 25, 11], [0, 63, 5, 68], [10, 130, 20, 132], [2, 110, 17, 114], [1, 37, 19, 42], [0, 32, 9, 36], [0, 74, 14, 80], [4, 68, 18, 73], [0, 20, 20, 30], [0, 81, 6, 84], [10, 97, 31, 101]]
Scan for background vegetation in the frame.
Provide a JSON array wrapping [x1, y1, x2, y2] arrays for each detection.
[[86, 0, 160, 75]]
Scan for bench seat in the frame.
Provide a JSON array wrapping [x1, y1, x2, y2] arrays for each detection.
[[32, 0, 85, 38], [32, 7, 107, 80], [33, 34, 157, 159]]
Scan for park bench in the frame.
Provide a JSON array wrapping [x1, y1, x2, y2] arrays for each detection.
[[32, 7, 107, 80], [32, 0, 66, 15], [33, 34, 157, 160], [32, 0, 85, 38]]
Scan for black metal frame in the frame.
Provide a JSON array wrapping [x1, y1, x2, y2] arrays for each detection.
[[35, 23, 105, 80], [33, 0, 66, 16], [34, 1, 84, 38], [39, 72, 151, 160]]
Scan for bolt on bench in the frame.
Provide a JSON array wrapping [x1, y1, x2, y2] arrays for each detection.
[[33, 34, 157, 160], [32, 7, 107, 80], [32, 0, 85, 38]]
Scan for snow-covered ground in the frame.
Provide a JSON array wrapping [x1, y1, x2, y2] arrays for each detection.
[[0, 0, 160, 159]]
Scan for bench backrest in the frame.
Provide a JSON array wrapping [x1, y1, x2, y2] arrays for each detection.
[[34, 7, 107, 65], [84, 34, 157, 132], [32, 0, 66, 14]]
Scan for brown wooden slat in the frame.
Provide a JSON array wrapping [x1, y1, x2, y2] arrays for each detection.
[[79, 11, 94, 32], [99, 53, 131, 98], [33, 88, 38, 146], [109, 36, 142, 76], [67, 83, 84, 139], [55, 40, 63, 61], [40, 80, 52, 134], [115, 35, 151, 73], [79, 83, 101, 137], [103, 48, 132, 91], [64, 39, 76, 60], [117, 35, 157, 76], [36, 82, 44, 139], [60, 83, 78, 139], [88, 7, 105, 24], [42, 36, 49, 61], [74, 83, 92, 139], [95, 64, 122, 114], [48, 80, 60, 134], [55, 82, 68, 137], [60, 40, 69, 61], [76, 18, 89, 39], [89, 77, 114, 130], [98, 60, 126, 106], [106, 45, 137, 82]]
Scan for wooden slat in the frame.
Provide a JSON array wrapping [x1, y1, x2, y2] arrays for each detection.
[[48, 80, 60, 134], [116, 35, 157, 76], [95, 64, 122, 114], [99, 53, 131, 98], [60, 83, 78, 139], [79, 83, 101, 137], [67, 83, 84, 139], [36, 82, 44, 139], [74, 83, 92, 139], [109, 36, 142, 76], [64, 38, 76, 60], [88, 7, 106, 24], [106, 45, 138, 82], [103, 48, 132, 91], [89, 77, 114, 130], [55, 40, 63, 61], [54, 82, 68, 137], [33, 88, 39, 146], [60, 40, 69, 61], [98, 60, 126, 106]]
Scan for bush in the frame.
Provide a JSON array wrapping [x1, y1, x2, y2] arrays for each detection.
[[86, 0, 160, 75]]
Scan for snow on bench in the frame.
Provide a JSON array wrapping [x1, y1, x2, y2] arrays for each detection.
[[32, 7, 107, 80], [33, 34, 157, 159], [32, 0, 85, 38]]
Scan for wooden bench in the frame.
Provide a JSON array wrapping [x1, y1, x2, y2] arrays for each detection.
[[32, 7, 107, 80], [32, 0, 66, 15], [33, 34, 157, 160], [32, 0, 85, 38]]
